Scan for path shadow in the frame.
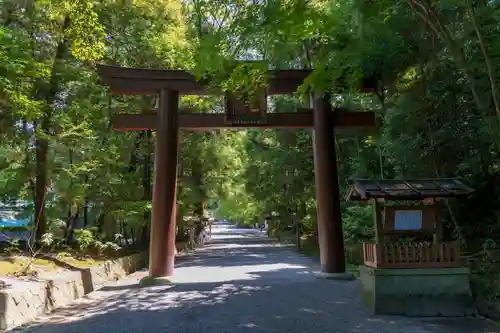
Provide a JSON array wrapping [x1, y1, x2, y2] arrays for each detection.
[[207, 238, 274, 245], [14, 266, 500, 333], [12, 241, 500, 333], [174, 243, 299, 269]]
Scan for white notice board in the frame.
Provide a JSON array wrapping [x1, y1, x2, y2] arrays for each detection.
[[394, 210, 423, 231]]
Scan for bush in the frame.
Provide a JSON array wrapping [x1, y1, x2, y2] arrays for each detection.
[[4, 240, 20, 255], [469, 240, 500, 301], [74, 229, 95, 254]]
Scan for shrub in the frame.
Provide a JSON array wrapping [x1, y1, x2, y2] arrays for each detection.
[[74, 229, 95, 254]]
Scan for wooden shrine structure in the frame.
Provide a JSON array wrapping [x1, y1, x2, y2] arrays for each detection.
[[347, 178, 474, 269], [347, 178, 477, 316], [97, 64, 376, 279]]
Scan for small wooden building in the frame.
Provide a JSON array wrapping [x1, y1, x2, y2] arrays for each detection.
[[347, 178, 477, 316]]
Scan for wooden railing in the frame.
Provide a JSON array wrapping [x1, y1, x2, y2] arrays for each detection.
[[363, 242, 462, 269]]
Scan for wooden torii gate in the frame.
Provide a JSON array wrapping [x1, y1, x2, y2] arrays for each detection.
[[97, 64, 376, 279]]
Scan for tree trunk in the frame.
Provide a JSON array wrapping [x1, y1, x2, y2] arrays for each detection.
[[34, 134, 48, 240], [65, 204, 79, 244], [34, 16, 70, 241], [96, 212, 106, 236], [128, 132, 144, 173], [141, 130, 153, 245], [64, 148, 78, 243], [83, 191, 89, 227]]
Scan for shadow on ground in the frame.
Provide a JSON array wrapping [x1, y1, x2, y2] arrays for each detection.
[[12, 242, 500, 333], [174, 243, 298, 269]]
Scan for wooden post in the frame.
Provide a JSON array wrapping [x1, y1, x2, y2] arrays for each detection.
[[312, 93, 346, 274], [370, 199, 385, 245], [149, 89, 179, 278], [369, 199, 385, 267]]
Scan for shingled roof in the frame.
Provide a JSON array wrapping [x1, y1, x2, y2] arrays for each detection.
[[346, 178, 474, 201]]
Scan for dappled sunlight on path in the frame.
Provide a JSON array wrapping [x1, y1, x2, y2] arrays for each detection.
[[11, 223, 500, 333], [168, 262, 309, 283]]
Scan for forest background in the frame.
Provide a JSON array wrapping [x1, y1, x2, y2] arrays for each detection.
[[1, 0, 500, 301]]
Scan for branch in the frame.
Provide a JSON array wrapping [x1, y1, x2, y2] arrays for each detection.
[[467, 0, 500, 117], [407, 0, 485, 115]]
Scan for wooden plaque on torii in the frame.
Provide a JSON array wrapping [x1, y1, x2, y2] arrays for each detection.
[[225, 90, 267, 125]]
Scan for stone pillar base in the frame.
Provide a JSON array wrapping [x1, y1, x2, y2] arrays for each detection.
[[315, 271, 356, 281], [360, 265, 477, 316], [139, 276, 172, 287]]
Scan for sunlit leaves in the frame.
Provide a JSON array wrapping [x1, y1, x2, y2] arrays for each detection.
[[66, 1, 105, 61], [0, 27, 44, 121], [39, 0, 106, 61]]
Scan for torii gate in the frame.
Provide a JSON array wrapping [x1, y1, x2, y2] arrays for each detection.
[[96, 64, 376, 279]]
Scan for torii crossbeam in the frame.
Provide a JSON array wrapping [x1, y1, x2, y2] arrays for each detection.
[[97, 64, 376, 279], [111, 109, 375, 131]]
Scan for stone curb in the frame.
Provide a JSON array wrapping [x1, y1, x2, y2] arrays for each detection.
[[0, 252, 147, 331]]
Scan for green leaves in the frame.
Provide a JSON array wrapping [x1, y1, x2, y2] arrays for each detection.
[[66, 1, 106, 61], [38, 0, 106, 61]]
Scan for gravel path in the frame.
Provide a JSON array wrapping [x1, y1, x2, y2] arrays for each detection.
[[12, 223, 500, 333]]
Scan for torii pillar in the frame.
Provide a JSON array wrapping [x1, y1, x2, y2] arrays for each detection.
[[312, 93, 348, 277], [149, 89, 179, 277]]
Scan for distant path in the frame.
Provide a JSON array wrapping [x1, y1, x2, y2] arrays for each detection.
[[13, 222, 500, 333]]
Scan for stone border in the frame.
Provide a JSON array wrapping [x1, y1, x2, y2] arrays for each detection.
[[0, 252, 146, 330]]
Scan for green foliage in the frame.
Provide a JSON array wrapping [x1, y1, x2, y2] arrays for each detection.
[[74, 229, 94, 252], [4, 240, 21, 255], [469, 245, 500, 301], [40, 232, 55, 247], [343, 206, 373, 243], [92, 240, 121, 256], [55, 251, 72, 260], [1, 0, 500, 305]]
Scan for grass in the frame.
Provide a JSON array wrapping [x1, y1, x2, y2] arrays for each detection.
[[0, 256, 57, 276], [59, 256, 107, 269]]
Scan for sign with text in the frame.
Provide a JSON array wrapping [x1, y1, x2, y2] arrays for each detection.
[[394, 210, 423, 231], [225, 91, 267, 125]]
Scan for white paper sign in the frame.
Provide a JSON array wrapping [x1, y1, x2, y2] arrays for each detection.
[[394, 210, 423, 231]]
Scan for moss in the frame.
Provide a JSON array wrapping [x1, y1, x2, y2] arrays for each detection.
[[0, 251, 117, 277], [61, 257, 106, 269], [0, 256, 57, 276], [32, 258, 51, 265], [0, 261, 24, 276]]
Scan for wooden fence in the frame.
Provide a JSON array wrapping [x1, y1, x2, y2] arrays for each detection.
[[363, 242, 462, 269]]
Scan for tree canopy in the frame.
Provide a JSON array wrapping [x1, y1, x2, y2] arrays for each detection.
[[1, 0, 500, 298]]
